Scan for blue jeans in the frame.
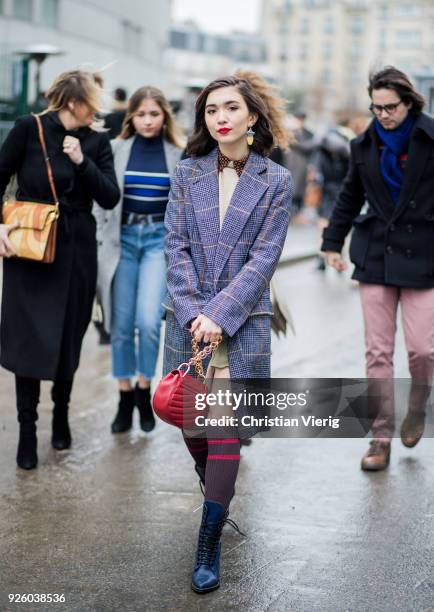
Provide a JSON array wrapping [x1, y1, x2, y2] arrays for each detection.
[[111, 222, 166, 379]]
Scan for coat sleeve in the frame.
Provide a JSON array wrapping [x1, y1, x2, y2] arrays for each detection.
[[0, 117, 29, 221], [76, 134, 120, 209], [320, 141, 366, 253], [165, 164, 205, 329], [201, 172, 292, 337]]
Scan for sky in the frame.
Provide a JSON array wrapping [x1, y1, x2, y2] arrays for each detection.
[[172, 0, 262, 34]]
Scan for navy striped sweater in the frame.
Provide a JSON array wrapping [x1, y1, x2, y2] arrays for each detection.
[[123, 134, 170, 215]]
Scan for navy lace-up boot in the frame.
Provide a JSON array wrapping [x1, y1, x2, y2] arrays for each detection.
[[191, 500, 227, 593]]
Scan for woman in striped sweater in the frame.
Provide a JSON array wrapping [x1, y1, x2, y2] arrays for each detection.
[[95, 87, 183, 433]]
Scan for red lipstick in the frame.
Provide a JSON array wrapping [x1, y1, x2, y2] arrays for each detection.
[[217, 128, 232, 134]]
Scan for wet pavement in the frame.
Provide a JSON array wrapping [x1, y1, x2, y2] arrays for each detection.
[[1, 247, 434, 611]]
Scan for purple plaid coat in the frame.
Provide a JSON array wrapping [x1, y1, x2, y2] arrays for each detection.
[[163, 147, 292, 379]]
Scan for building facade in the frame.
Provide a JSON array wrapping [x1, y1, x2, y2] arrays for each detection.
[[261, 0, 434, 118], [0, 0, 171, 110], [166, 22, 269, 131]]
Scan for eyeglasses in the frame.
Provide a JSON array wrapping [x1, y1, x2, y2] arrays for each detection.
[[369, 101, 403, 116]]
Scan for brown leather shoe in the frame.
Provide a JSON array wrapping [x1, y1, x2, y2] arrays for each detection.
[[401, 410, 425, 448], [361, 440, 391, 471]]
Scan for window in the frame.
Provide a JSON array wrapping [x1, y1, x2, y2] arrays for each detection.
[[299, 17, 309, 34], [350, 42, 362, 59], [379, 4, 388, 20], [396, 30, 421, 49], [122, 21, 142, 55], [216, 37, 229, 56], [321, 68, 331, 84], [306, 0, 330, 7], [170, 30, 188, 50], [351, 16, 364, 35], [323, 41, 333, 60], [279, 22, 289, 35], [282, 0, 293, 15], [186, 32, 200, 52], [299, 43, 309, 60], [12, 0, 33, 20], [395, 4, 421, 17], [323, 15, 334, 35], [204, 36, 217, 54], [40, 0, 58, 28]]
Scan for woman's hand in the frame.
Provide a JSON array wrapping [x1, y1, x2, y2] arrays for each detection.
[[63, 136, 84, 165], [324, 251, 348, 272], [190, 314, 222, 344], [0, 221, 19, 257]]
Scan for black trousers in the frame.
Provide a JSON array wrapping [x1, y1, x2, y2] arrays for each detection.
[[15, 375, 74, 422]]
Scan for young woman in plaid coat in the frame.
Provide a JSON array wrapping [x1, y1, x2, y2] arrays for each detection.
[[163, 74, 292, 593]]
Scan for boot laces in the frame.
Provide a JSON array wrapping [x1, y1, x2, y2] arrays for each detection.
[[224, 517, 247, 537], [197, 520, 225, 565]]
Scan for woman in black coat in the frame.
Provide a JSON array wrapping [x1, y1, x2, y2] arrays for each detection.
[[0, 70, 120, 470]]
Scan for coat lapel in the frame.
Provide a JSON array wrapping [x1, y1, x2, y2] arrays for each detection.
[[214, 151, 269, 281], [392, 126, 432, 220], [189, 149, 220, 275], [362, 126, 395, 217]]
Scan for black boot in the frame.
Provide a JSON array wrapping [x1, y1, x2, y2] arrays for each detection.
[[51, 380, 73, 450], [135, 384, 155, 432], [111, 389, 135, 433], [15, 376, 40, 470], [17, 421, 38, 470]]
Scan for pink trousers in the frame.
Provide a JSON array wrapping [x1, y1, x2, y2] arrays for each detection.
[[359, 283, 434, 440]]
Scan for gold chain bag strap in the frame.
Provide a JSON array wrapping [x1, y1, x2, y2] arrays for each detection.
[[2, 114, 60, 263], [190, 336, 222, 379]]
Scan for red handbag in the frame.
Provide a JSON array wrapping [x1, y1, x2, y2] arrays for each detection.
[[152, 337, 221, 429]]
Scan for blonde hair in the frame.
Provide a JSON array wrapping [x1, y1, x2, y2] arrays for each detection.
[[235, 69, 292, 150], [42, 69, 104, 131], [45, 69, 102, 113], [119, 86, 184, 148]]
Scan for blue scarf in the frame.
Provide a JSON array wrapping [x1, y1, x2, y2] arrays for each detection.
[[375, 114, 415, 205]]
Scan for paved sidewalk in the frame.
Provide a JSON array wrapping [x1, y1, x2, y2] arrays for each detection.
[[280, 224, 319, 266]]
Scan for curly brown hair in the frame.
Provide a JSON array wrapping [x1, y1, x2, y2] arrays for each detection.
[[188, 74, 289, 157], [235, 69, 292, 150]]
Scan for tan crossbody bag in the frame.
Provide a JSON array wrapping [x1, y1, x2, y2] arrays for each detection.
[[2, 113, 60, 263]]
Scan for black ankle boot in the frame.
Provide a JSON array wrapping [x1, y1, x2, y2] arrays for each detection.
[[51, 380, 73, 450], [111, 389, 135, 433], [51, 408, 71, 450], [135, 384, 155, 432], [15, 376, 40, 470], [17, 422, 38, 470]]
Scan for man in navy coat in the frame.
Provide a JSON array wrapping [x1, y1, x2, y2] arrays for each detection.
[[322, 67, 434, 470]]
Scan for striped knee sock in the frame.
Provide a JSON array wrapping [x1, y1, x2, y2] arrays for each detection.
[[205, 438, 241, 510]]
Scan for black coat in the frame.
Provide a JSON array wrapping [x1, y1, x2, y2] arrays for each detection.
[[0, 112, 120, 380], [321, 113, 434, 288]]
